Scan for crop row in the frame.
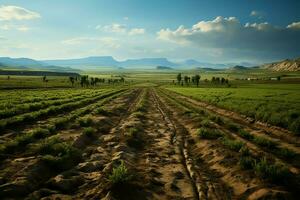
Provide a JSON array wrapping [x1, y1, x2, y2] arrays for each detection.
[[0, 89, 110, 119], [0, 89, 127, 157], [158, 88, 298, 181], [0, 89, 121, 131]]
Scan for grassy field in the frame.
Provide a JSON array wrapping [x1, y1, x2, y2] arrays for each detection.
[[166, 83, 300, 134]]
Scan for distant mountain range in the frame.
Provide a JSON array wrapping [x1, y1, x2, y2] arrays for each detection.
[[42, 56, 256, 69], [1, 56, 299, 72], [0, 57, 80, 72]]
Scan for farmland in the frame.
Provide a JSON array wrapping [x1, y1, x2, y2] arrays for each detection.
[[0, 73, 299, 200]]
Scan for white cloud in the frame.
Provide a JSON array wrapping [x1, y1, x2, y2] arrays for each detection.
[[96, 23, 146, 36], [62, 37, 120, 49], [123, 17, 129, 20], [287, 22, 300, 29], [0, 5, 40, 21], [157, 16, 300, 56], [128, 28, 145, 35], [0, 24, 30, 31], [250, 10, 265, 19], [99, 23, 127, 33]]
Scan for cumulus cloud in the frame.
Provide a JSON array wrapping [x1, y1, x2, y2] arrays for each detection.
[[128, 28, 145, 35], [62, 37, 120, 49], [250, 10, 265, 19], [96, 23, 145, 36], [157, 16, 300, 55], [287, 22, 300, 29], [0, 5, 40, 21]]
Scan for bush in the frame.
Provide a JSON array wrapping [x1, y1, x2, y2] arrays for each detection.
[[254, 157, 290, 183], [197, 128, 223, 139], [222, 137, 244, 152], [289, 118, 300, 135], [83, 127, 96, 137], [109, 161, 132, 186]]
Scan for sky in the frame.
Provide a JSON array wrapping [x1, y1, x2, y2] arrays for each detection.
[[0, 0, 299, 64]]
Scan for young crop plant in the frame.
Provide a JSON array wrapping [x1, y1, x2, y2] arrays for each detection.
[[77, 116, 94, 127], [109, 160, 132, 186], [222, 137, 245, 152], [197, 127, 223, 139], [253, 136, 277, 149], [83, 127, 96, 138], [40, 140, 82, 171], [253, 157, 291, 183]]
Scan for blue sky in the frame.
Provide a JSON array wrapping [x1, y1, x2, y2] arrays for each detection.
[[0, 0, 299, 63]]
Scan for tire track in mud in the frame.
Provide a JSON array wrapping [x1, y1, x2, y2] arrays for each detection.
[[150, 89, 230, 200]]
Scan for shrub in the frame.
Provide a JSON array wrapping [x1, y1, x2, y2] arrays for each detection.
[[109, 161, 132, 186], [222, 138, 244, 152], [31, 128, 50, 139], [197, 128, 223, 139], [83, 127, 96, 137], [254, 157, 290, 183]]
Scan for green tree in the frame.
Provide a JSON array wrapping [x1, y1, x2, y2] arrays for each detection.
[[195, 74, 201, 87], [177, 73, 182, 84]]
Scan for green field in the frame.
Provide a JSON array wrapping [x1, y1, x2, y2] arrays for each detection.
[[166, 83, 300, 134]]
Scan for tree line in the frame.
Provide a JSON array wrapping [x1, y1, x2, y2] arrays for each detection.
[[70, 75, 125, 87], [175, 73, 229, 87]]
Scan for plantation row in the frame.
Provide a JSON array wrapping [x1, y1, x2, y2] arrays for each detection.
[[156, 89, 300, 198], [0, 88, 141, 199], [0, 88, 101, 109], [167, 85, 300, 134], [0, 89, 122, 131]]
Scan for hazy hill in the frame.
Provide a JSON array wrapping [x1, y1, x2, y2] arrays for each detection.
[[156, 66, 173, 70], [229, 65, 249, 70], [262, 57, 300, 71], [0, 57, 44, 68], [119, 58, 178, 68], [43, 56, 119, 67], [0, 57, 79, 72]]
